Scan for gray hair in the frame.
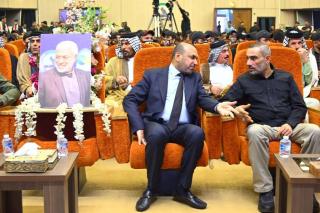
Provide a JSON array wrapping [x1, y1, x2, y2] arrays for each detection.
[[248, 43, 271, 57], [56, 40, 79, 56]]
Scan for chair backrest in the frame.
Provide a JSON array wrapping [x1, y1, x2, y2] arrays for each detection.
[[133, 46, 203, 86], [141, 43, 155, 48], [233, 46, 303, 94], [106, 44, 117, 61], [133, 47, 174, 86], [10, 39, 25, 55], [269, 42, 284, 47], [93, 50, 105, 72], [0, 48, 12, 81], [4, 43, 19, 59], [195, 43, 210, 65], [236, 41, 256, 52]]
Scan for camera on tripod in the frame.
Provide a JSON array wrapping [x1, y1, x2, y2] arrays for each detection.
[[165, 0, 176, 10]]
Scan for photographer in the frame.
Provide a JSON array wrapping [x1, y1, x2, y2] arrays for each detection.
[[175, 1, 191, 38]]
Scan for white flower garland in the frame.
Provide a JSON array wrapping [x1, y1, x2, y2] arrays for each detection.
[[14, 95, 41, 140], [54, 103, 68, 139], [14, 92, 112, 143], [72, 103, 85, 142], [90, 91, 111, 135]]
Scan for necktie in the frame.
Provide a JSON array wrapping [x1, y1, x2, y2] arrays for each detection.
[[167, 73, 184, 131]]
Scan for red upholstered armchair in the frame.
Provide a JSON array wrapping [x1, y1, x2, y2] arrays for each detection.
[[223, 46, 320, 167], [106, 45, 117, 61], [0, 48, 12, 81], [111, 46, 211, 169], [4, 43, 19, 59], [10, 39, 26, 55]]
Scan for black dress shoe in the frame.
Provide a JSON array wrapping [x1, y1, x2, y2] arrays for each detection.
[[136, 189, 157, 212], [258, 191, 274, 213], [173, 190, 207, 209], [314, 195, 320, 213]]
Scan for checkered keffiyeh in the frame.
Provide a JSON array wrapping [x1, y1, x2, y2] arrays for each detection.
[[115, 36, 141, 59], [208, 43, 228, 65], [283, 36, 308, 49], [0, 37, 4, 48]]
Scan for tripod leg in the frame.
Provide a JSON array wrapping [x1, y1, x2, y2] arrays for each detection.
[[171, 13, 179, 34], [163, 17, 168, 32], [155, 16, 160, 37], [148, 15, 154, 30]]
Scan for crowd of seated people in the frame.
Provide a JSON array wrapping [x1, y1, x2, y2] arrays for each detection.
[[1, 16, 320, 213]]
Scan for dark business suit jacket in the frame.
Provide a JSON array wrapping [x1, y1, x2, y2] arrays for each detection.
[[123, 67, 219, 133], [38, 68, 91, 108]]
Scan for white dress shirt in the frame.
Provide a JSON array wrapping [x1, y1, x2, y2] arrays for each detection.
[[160, 64, 190, 124]]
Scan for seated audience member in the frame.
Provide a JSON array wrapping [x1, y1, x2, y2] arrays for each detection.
[[228, 30, 238, 46], [0, 74, 20, 107], [221, 43, 320, 213], [204, 31, 216, 43], [161, 30, 176, 46], [17, 31, 41, 98], [272, 29, 285, 43], [140, 30, 154, 43], [0, 36, 19, 89], [283, 28, 319, 106], [0, 16, 8, 33], [123, 42, 238, 212], [311, 32, 320, 82], [255, 30, 271, 44], [201, 40, 232, 98], [191, 31, 205, 44], [103, 33, 141, 107]]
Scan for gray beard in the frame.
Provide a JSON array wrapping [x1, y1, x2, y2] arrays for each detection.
[[249, 70, 263, 76]]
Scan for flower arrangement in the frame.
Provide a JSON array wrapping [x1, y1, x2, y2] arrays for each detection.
[[72, 103, 85, 142], [90, 91, 111, 135], [14, 92, 111, 143], [54, 103, 68, 138], [29, 54, 40, 91], [14, 95, 41, 141]]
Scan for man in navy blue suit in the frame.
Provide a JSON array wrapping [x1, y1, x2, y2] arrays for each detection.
[[123, 42, 238, 211]]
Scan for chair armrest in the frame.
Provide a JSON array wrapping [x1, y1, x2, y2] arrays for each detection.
[[111, 107, 131, 163], [308, 106, 320, 126], [201, 111, 222, 159], [310, 87, 320, 100], [221, 116, 241, 164], [94, 113, 113, 159]]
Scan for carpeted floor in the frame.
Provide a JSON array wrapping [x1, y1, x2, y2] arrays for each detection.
[[23, 158, 260, 212]]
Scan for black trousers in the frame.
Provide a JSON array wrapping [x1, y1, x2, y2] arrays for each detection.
[[143, 118, 204, 195]]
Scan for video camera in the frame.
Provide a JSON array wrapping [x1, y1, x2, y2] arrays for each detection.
[[165, 0, 176, 10], [152, 0, 159, 6]]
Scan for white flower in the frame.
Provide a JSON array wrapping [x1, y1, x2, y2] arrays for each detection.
[[90, 91, 111, 135], [54, 103, 68, 139], [72, 103, 85, 142], [14, 95, 40, 140]]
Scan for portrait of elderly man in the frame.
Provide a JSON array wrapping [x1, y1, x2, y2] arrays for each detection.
[[39, 37, 91, 108], [103, 32, 141, 107]]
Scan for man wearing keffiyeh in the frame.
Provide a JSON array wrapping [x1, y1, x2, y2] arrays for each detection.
[[283, 28, 319, 107], [201, 40, 233, 98], [103, 32, 141, 107]]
